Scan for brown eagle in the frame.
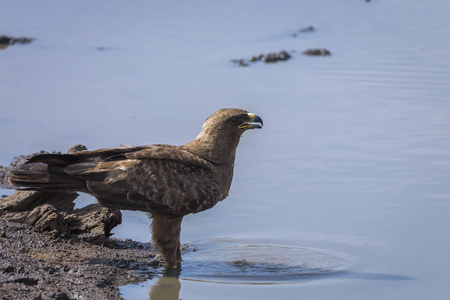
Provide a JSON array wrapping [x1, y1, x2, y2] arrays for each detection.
[[8, 108, 263, 267]]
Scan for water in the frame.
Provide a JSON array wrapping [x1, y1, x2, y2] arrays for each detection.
[[1, 0, 450, 299]]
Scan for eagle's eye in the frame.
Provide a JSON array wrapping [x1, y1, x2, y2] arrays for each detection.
[[228, 114, 248, 126]]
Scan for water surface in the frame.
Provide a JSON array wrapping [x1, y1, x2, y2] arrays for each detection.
[[2, 0, 450, 299]]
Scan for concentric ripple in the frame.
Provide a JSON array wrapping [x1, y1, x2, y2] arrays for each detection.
[[180, 239, 355, 284]]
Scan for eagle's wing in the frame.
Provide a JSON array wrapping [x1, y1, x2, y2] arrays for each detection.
[[124, 144, 216, 173], [66, 145, 220, 217]]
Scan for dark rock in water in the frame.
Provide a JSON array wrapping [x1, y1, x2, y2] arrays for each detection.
[[277, 50, 291, 61], [262, 50, 291, 63], [303, 49, 332, 56], [0, 35, 33, 49], [292, 26, 315, 37], [231, 59, 249, 67], [248, 54, 264, 62], [263, 53, 278, 63], [299, 26, 315, 33], [233, 50, 292, 67]]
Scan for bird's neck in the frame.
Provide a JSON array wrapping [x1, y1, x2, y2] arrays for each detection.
[[184, 131, 241, 164]]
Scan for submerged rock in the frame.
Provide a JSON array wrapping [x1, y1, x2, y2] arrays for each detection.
[[293, 26, 315, 36], [248, 54, 264, 62], [232, 50, 292, 67], [263, 50, 291, 63], [231, 59, 249, 67], [0, 35, 33, 49], [303, 48, 332, 56], [299, 26, 315, 33]]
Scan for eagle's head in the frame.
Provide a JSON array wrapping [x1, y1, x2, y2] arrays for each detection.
[[202, 108, 263, 134], [187, 108, 263, 163]]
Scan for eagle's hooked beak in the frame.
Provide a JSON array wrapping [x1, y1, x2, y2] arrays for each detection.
[[239, 113, 263, 129]]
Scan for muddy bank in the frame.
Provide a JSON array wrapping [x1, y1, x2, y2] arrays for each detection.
[[0, 190, 162, 300], [0, 218, 161, 300]]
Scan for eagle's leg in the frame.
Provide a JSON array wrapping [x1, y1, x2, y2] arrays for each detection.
[[150, 214, 183, 268]]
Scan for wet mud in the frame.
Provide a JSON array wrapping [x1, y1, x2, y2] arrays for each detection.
[[0, 189, 162, 299], [0, 218, 160, 300]]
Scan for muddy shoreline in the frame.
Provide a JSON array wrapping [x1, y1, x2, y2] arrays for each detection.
[[0, 216, 162, 300]]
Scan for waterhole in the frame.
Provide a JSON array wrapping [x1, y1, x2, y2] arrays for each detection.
[[179, 239, 356, 284]]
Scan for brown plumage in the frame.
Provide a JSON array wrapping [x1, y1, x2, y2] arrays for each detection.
[[8, 108, 263, 267]]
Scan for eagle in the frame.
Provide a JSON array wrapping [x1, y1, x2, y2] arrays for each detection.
[[8, 108, 263, 267]]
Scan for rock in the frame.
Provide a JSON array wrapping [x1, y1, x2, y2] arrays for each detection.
[[67, 144, 88, 154], [248, 54, 264, 62], [0, 191, 77, 212], [303, 48, 332, 56], [0, 36, 33, 45], [299, 26, 315, 33], [262, 50, 291, 63], [277, 50, 291, 61], [263, 53, 278, 63], [233, 50, 292, 67], [0, 190, 122, 245], [231, 59, 249, 67], [292, 26, 315, 37], [0, 35, 33, 49]]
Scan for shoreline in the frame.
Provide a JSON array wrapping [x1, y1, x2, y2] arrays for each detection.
[[0, 217, 161, 300]]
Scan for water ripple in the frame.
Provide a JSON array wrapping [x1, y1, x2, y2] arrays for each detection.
[[180, 239, 357, 284]]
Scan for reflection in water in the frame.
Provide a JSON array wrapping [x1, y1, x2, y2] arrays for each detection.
[[145, 250, 412, 300], [149, 268, 181, 300], [145, 239, 353, 299]]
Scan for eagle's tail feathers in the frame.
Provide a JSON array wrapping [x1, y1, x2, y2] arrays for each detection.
[[8, 156, 91, 192]]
